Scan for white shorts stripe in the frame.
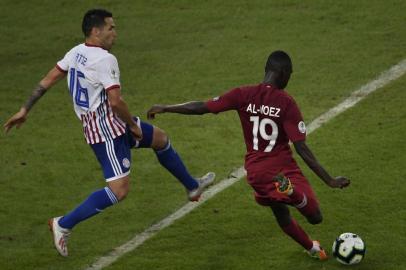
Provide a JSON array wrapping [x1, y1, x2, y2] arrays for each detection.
[[104, 141, 119, 175], [96, 105, 126, 178], [105, 170, 130, 182], [105, 140, 123, 176], [98, 113, 117, 172], [109, 139, 123, 174]]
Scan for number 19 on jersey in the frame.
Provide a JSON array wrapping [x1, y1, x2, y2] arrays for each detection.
[[250, 116, 278, 152]]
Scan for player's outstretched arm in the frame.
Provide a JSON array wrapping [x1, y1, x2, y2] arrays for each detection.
[[107, 88, 142, 140], [3, 67, 66, 133], [147, 101, 209, 120], [293, 140, 350, 189]]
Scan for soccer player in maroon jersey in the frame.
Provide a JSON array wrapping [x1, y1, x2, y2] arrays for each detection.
[[146, 50, 350, 260]]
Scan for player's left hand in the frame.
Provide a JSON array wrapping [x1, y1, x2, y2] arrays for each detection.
[[147, 105, 166, 120], [4, 108, 28, 133], [328, 176, 350, 189]]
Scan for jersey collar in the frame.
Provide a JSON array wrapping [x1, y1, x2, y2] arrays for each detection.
[[84, 42, 105, 49]]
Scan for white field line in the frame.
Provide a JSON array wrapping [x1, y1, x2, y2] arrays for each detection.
[[86, 59, 406, 270]]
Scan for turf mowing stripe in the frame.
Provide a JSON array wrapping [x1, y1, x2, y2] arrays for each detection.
[[85, 59, 406, 270], [306, 59, 406, 134]]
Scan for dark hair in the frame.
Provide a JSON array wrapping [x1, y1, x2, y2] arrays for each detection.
[[265, 50, 292, 73], [82, 9, 113, 37]]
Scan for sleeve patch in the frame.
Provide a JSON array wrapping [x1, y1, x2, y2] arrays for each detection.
[[298, 121, 306, 134], [110, 69, 119, 79]]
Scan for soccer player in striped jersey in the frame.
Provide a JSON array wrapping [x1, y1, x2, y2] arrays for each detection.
[[147, 51, 350, 260], [4, 9, 214, 257]]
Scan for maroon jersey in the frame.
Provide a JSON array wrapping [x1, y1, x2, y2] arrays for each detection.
[[206, 83, 306, 173]]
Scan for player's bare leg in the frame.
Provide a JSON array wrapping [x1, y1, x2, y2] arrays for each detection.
[[151, 126, 215, 201], [108, 175, 130, 201]]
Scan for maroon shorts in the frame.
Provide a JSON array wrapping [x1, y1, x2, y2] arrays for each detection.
[[247, 165, 320, 217]]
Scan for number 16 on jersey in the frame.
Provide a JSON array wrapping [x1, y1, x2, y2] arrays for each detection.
[[69, 68, 89, 108]]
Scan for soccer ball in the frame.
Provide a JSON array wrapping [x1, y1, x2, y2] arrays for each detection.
[[332, 233, 366, 265]]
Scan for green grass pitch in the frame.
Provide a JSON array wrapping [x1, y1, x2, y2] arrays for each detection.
[[0, 1, 405, 269]]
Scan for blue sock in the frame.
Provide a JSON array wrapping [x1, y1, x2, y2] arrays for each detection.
[[155, 141, 199, 190], [58, 187, 118, 229]]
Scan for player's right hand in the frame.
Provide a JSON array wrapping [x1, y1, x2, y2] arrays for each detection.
[[129, 123, 143, 141], [147, 105, 166, 120], [328, 176, 350, 189], [3, 108, 28, 134]]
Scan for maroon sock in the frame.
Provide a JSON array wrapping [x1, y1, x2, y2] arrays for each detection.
[[281, 218, 313, 250]]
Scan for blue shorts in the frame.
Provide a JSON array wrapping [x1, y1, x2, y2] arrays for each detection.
[[90, 117, 154, 182]]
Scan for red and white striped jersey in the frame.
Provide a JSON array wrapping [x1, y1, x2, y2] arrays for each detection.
[[56, 43, 126, 144]]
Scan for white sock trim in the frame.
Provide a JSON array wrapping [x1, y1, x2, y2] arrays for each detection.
[[309, 241, 321, 252], [294, 193, 307, 209], [104, 187, 119, 204]]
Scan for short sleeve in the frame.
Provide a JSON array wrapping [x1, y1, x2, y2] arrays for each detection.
[[205, 88, 241, 113], [97, 54, 121, 91], [56, 49, 74, 72], [283, 99, 306, 142]]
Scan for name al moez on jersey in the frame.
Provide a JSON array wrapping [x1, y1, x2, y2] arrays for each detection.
[[246, 103, 281, 117]]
